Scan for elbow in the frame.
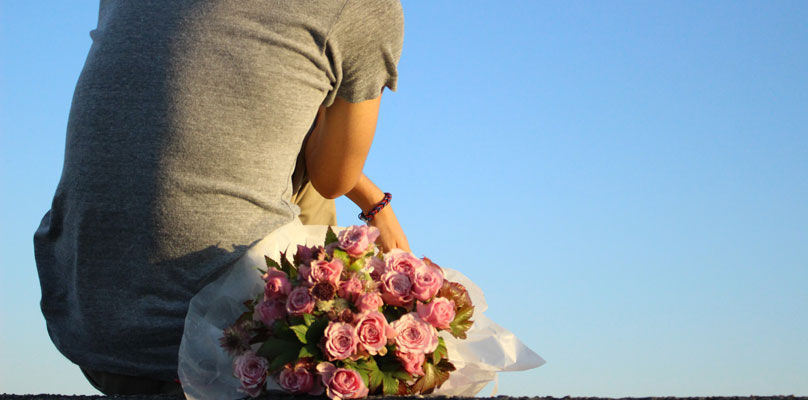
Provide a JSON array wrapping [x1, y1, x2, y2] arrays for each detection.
[[314, 186, 343, 200], [308, 171, 359, 200]]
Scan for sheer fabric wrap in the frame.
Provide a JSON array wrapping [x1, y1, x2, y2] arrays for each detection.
[[178, 219, 544, 399]]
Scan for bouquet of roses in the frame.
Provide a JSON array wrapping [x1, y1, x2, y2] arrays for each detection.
[[218, 225, 475, 399]]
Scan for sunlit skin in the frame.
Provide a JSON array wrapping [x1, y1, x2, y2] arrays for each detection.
[[305, 92, 410, 252]]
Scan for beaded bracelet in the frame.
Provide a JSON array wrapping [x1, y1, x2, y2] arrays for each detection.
[[358, 192, 392, 223]]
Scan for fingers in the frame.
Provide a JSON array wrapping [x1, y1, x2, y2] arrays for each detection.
[[374, 226, 409, 253], [368, 205, 410, 252]]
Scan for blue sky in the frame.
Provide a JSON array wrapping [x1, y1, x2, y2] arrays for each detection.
[[2, 1, 807, 396]]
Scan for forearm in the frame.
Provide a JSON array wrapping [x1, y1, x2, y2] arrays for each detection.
[[345, 173, 385, 214]]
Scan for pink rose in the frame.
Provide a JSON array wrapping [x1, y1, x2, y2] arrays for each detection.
[[354, 311, 396, 355], [355, 292, 384, 313], [380, 270, 414, 308], [338, 225, 380, 256], [367, 257, 386, 281], [263, 268, 291, 299], [395, 350, 425, 377], [253, 298, 287, 326], [390, 312, 439, 354], [279, 366, 316, 394], [286, 286, 315, 316], [323, 321, 358, 361], [416, 297, 455, 330], [295, 244, 323, 265], [411, 262, 444, 302], [338, 277, 363, 303], [317, 362, 369, 400], [233, 351, 268, 398], [301, 259, 344, 287], [384, 249, 424, 277]]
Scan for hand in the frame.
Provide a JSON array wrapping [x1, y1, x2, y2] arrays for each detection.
[[369, 205, 410, 253], [344, 173, 410, 252]]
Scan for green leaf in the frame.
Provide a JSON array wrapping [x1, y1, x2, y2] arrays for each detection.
[[382, 374, 399, 396], [325, 226, 338, 246], [302, 313, 315, 326], [256, 337, 293, 358], [272, 320, 296, 341], [352, 357, 378, 373], [290, 324, 309, 344], [268, 347, 300, 372], [305, 317, 329, 345], [298, 344, 319, 359], [359, 271, 372, 282], [248, 328, 271, 345], [255, 266, 267, 275], [437, 358, 456, 372], [356, 369, 369, 387], [368, 368, 383, 392], [264, 255, 280, 270], [348, 256, 366, 273], [280, 251, 298, 280], [383, 306, 408, 323], [449, 305, 474, 339], [332, 248, 351, 267], [392, 370, 412, 380], [432, 336, 448, 364]]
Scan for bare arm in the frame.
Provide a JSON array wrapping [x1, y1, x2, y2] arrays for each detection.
[[304, 94, 409, 251], [304, 96, 381, 199]]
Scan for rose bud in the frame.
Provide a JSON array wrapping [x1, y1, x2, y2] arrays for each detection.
[[294, 244, 322, 266], [262, 267, 291, 299], [253, 298, 287, 326], [354, 292, 384, 313], [338, 277, 364, 303]]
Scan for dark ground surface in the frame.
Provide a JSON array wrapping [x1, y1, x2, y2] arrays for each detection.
[[1, 396, 806, 400]]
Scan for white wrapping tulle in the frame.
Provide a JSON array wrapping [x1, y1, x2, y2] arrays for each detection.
[[178, 219, 545, 400]]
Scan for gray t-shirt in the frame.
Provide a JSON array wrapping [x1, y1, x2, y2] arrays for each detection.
[[34, 0, 403, 380]]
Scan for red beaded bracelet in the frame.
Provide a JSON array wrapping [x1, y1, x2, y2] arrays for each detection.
[[358, 192, 392, 223]]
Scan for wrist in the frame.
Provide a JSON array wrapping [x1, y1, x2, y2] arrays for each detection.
[[358, 192, 391, 223], [345, 174, 384, 212]]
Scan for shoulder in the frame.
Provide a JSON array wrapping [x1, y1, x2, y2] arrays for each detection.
[[330, 0, 403, 38]]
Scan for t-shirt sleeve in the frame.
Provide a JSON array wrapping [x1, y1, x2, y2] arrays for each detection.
[[321, 0, 404, 106]]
